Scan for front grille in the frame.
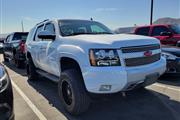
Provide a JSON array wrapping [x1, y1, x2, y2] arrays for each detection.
[[125, 53, 161, 67], [121, 44, 160, 53]]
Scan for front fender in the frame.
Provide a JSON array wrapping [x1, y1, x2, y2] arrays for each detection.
[[57, 45, 89, 72]]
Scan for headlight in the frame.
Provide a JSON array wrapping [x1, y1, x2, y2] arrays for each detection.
[[161, 52, 177, 60], [0, 66, 9, 93], [89, 49, 121, 66]]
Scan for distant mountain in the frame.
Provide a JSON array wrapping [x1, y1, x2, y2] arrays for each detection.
[[153, 17, 180, 25], [115, 17, 180, 34]]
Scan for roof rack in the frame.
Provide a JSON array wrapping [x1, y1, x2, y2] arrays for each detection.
[[36, 19, 49, 25]]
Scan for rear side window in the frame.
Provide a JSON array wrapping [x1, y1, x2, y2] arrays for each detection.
[[151, 26, 170, 36], [34, 25, 44, 41], [12, 33, 28, 41], [44, 23, 55, 34], [135, 27, 150, 36]]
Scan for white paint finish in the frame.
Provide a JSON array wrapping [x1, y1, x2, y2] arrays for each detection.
[[26, 19, 166, 93]]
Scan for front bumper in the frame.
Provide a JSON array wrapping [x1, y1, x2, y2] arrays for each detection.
[[165, 58, 180, 74], [82, 58, 166, 94]]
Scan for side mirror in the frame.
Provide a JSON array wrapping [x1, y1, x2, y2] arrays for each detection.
[[38, 31, 56, 40], [160, 32, 173, 37]]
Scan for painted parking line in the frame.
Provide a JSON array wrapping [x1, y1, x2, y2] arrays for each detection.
[[11, 80, 47, 120], [153, 83, 180, 92]]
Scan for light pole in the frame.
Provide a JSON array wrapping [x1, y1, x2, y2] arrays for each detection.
[[150, 0, 154, 25], [21, 20, 24, 32]]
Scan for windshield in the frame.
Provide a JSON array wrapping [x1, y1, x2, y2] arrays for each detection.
[[12, 33, 28, 41], [59, 20, 113, 36], [170, 24, 180, 34]]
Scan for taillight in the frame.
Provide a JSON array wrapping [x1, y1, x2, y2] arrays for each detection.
[[19, 41, 25, 53]]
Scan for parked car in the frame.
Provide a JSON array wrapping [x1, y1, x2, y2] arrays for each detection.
[[3, 32, 28, 68], [162, 45, 180, 74], [26, 19, 166, 115], [0, 64, 14, 120], [0, 42, 4, 53], [134, 24, 180, 45]]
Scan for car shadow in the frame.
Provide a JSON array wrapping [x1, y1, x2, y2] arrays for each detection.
[[2, 61, 27, 76], [158, 75, 180, 87], [27, 77, 180, 120]]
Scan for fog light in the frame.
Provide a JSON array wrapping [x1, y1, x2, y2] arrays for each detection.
[[99, 85, 111, 91]]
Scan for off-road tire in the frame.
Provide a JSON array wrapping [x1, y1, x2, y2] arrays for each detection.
[[27, 58, 38, 81], [58, 69, 90, 115]]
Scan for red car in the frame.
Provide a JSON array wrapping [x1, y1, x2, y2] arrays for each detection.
[[134, 24, 180, 45]]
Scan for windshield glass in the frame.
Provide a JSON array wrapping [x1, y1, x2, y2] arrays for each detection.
[[59, 20, 113, 36], [12, 33, 28, 41], [170, 24, 180, 34]]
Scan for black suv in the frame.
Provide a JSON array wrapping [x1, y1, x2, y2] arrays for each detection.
[[3, 32, 28, 68], [0, 64, 14, 120]]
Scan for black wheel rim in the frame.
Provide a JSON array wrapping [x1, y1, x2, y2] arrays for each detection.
[[62, 81, 73, 105]]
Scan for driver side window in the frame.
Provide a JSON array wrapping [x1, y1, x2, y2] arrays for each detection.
[[34, 25, 44, 41], [152, 26, 170, 36]]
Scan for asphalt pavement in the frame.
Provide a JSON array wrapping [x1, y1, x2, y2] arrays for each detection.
[[1, 55, 180, 120]]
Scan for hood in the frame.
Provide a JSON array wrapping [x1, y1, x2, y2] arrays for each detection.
[[64, 34, 160, 48], [162, 45, 180, 57]]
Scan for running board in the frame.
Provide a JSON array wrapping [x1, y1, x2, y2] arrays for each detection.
[[36, 69, 59, 82]]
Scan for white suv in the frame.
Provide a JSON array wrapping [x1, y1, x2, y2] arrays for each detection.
[[26, 19, 166, 115]]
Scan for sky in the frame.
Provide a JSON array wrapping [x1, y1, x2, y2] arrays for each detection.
[[0, 0, 180, 34]]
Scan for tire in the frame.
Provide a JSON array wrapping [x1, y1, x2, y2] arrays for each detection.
[[14, 59, 23, 68], [27, 58, 38, 81], [3, 53, 9, 62], [58, 69, 90, 115]]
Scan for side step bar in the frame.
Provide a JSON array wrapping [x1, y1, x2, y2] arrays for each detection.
[[36, 69, 59, 82]]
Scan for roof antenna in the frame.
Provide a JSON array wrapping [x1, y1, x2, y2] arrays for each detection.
[[90, 18, 93, 21]]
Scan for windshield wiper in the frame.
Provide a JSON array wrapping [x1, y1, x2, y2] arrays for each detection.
[[64, 32, 113, 36], [65, 32, 93, 36], [92, 32, 113, 34]]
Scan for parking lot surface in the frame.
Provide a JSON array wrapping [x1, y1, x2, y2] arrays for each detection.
[[1, 55, 180, 120]]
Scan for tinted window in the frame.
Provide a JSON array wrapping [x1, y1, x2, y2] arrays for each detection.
[[59, 20, 113, 36], [135, 27, 150, 36], [44, 23, 55, 34], [91, 25, 106, 33], [152, 26, 170, 36], [170, 24, 180, 34], [12, 33, 28, 41], [34, 25, 44, 41]]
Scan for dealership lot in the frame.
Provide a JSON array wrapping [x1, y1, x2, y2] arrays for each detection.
[[1, 55, 180, 120]]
